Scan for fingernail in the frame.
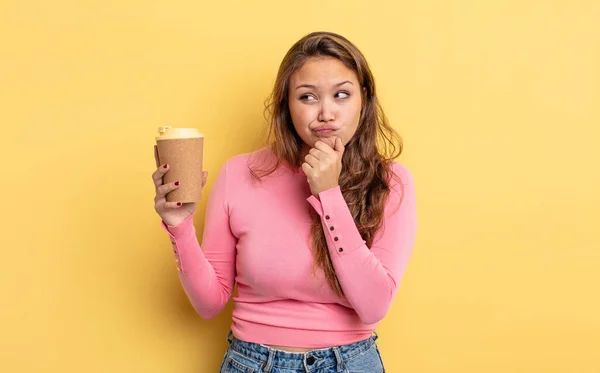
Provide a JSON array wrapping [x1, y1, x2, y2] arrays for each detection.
[[163, 164, 168, 169], [174, 181, 180, 186], [176, 202, 182, 207]]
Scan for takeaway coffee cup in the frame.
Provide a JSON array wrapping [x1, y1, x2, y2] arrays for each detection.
[[155, 126, 204, 203]]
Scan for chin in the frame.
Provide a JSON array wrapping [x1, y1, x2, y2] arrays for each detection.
[[313, 136, 334, 145]]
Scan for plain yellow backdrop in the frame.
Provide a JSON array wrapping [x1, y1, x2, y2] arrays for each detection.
[[1, 0, 599, 372]]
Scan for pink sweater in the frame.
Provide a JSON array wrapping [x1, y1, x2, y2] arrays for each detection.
[[160, 148, 417, 348]]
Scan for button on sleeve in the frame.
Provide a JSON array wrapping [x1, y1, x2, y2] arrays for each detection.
[[306, 186, 366, 257]]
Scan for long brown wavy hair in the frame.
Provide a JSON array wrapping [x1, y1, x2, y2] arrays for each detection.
[[250, 31, 403, 297]]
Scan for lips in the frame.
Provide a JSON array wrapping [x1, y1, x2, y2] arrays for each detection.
[[313, 125, 337, 135]]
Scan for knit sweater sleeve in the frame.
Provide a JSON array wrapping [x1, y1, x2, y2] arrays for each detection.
[[306, 163, 417, 324], [159, 161, 237, 319]]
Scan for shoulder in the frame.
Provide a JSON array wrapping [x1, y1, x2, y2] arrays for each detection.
[[221, 146, 278, 178], [388, 161, 415, 187], [386, 161, 416, 209]]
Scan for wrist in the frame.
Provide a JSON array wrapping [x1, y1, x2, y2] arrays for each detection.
[[313, 183, 339, 196]]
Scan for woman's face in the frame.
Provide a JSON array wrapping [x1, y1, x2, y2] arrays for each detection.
[[288, 57, 363, 151]]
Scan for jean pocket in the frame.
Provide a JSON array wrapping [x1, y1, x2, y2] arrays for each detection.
[[220, 349, 261, 373], [343, 344, 385, 373]]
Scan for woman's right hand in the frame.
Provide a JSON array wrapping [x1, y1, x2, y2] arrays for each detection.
[[152, 145, 208, 227]]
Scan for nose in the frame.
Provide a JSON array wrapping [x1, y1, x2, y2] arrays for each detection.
[[318, 100, 335, 122]]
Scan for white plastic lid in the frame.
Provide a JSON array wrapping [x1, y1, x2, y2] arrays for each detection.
[[155, 126, 204, 141]]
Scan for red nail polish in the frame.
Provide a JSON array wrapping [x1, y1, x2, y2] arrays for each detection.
[[163, 164, 168, 169], [174, 181, 180, 186], [176, 202, 182, 207]]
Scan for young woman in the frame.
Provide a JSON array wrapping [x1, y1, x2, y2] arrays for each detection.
[[152, 31, 417, 373]]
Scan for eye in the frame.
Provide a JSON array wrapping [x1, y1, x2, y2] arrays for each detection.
[[300, 94, 316, 102], [335, 91, 350, 99]]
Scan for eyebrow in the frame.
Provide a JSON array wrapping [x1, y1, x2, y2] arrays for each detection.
[[295, 80, 354, 90]]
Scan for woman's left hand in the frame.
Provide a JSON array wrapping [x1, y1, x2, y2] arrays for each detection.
[[302, 137, 345, 196]]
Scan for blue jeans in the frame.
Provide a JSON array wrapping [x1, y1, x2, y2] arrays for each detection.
[[219, 331, 385, 373]]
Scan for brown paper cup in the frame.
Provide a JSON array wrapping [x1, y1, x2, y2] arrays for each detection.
[[155, 127, 204, 203]]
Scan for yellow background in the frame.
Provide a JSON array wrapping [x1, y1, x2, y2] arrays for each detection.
[[1, 0, 599, 372]]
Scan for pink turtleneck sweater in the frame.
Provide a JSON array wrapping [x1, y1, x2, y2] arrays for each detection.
[[160, 148, 417, 348]]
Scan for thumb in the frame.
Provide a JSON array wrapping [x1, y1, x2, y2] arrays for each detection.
[[334, 137, 345, 155]]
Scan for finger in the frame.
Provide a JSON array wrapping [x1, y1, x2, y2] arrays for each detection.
[[155, 180, 179, 202], [202, 171, 208, 187], [308, 147, 324, 160], [313, 140, 335, 154], [304, 154, 319, 167], [152, 164, 170, 188], [301, 162, 312, 177], [163, 201, 184, 209], [334, 137, 345, 155], [152, 164, 169, 188]]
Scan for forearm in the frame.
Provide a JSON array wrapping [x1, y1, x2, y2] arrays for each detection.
[[307, 175, 417, 324], [161, 213, 233, 319]]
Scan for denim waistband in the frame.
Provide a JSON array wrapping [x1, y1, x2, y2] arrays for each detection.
[[225, 330, 379, 372]]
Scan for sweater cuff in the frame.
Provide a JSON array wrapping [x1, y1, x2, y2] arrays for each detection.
[[307, 186, 366, 256], [160, 212, 197, 241]]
